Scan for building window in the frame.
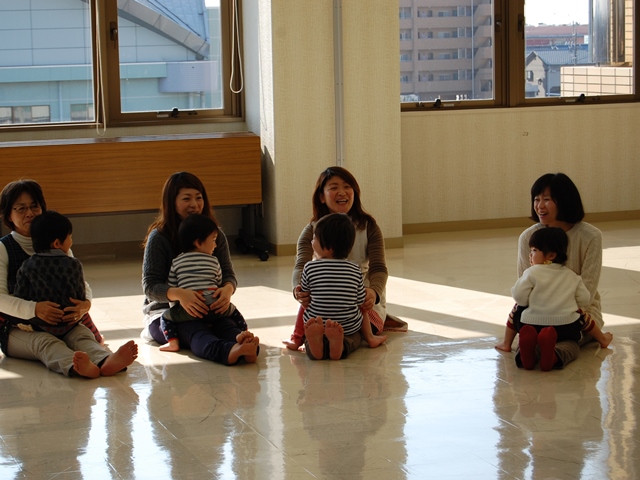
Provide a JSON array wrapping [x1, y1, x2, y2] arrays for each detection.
[[399, 7, 412, 19], [401, 0, 637, 109], [400, 29, 412, 41], [401, 52, 413, 62], [0, 0, 241, 128], [1, 106, 51, 124]]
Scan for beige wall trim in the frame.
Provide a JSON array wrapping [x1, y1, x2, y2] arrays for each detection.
[[403, 211, 640, 235], [403, 217, 533, 235], [584, 211, 640, 223], [271, 236, 404, 258], [73, 241, 143, 261]]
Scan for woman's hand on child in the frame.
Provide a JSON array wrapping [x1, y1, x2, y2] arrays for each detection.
[[35, 301, 65, 324], [171, 288, 208, 318], [210, 284, 234, 314], [294, 285, 311, 307], [362, 288, 376, 311], [62, 298, 91, 323]]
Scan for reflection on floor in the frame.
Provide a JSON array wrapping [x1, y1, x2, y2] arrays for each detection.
[[0, 220, 639, 479]]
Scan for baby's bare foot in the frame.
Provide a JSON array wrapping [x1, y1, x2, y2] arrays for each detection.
[[101, 340, 138, 376], [72, 351, 100, 378], [366, 334, 387, 348], [304, 316, 325, 360], [243, 336, 260, 363], [325, 320, 344, 360], [600, 332, 613, 348], [159, 339, 180, 352], [236, 330, 255, 344], [495, 342, 512, 353], [282, 338, 303, 351], [228, 338, 260, 365]]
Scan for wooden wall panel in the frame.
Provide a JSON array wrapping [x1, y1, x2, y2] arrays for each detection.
[[0, 133, 261, 215]]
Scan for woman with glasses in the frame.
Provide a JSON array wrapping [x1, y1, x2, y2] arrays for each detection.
[[0, 179, 136, 377]]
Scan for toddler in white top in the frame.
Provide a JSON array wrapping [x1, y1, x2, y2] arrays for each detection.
[[511, 227, 612, 371]]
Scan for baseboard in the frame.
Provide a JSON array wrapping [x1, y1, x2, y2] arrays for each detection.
[[403, 210, 640, 235], [403, 217, 532, 235], [71, 211, 639, 259], [72, 241, 143, 261], [272, 236, 404, 257], [584, 210, 640, 223]]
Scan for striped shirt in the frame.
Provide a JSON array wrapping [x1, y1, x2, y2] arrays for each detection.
[[300, 259, 366, 336], [168, 251, 221, 293]]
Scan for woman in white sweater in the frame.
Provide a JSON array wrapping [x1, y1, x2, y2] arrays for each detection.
[[495, 173, 606, 367]]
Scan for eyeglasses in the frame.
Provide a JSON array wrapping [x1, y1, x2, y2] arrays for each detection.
[[13, 204, 42, 215]]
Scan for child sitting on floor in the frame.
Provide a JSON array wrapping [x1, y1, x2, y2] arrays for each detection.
[[14, 210, 99, 339], [510, 227, 612, 371], [159, 214, 257, 364], [299, 213, 386, 361]]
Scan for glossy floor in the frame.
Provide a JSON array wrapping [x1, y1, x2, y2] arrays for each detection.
[[1, 221, 639, 479]]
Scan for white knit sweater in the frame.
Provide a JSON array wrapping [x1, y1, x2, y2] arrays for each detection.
[[512, 263, 591, 326], [517, 222, 603, 327]]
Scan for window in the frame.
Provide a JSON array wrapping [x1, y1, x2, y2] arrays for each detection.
[[399, 7, 412, 19], [106, 0, 240, 124], [400, 29, 412, 41], [0, 0, 241, 128], [400, 0, 638, 109], [401, 52, 413, 62]]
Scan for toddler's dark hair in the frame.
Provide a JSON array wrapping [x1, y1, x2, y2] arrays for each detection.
[[178, 214, 219, 253], [30, 210, 73, 253], [529, 227, 568, 264], [313, 213, 355, 259]]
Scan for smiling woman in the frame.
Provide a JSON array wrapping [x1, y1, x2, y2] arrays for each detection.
[[284, 166, 406, 351], [495, 173, 604, 367], [0, 179, 138, 378]]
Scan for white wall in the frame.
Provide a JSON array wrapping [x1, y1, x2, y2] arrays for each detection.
[[254, 0, 403, 253], [401, 103, 640, 228]]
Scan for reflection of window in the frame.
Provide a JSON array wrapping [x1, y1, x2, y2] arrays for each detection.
[[71, 104, 95, 121], [481, 80, 492, 92], [0, 107, 11, 124], [1, 106, 51, 124], [400, 29, 412, 40]]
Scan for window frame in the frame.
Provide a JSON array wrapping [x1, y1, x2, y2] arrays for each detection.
[[101, 0, 243, 126], [401, 1, 639, 111]]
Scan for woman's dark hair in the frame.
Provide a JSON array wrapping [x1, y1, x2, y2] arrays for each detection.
[[530, 173, 585, 224], [143, 172, 217, 254], [30, 210, 72, 253], [0, 179, 47, 231], [311, 166, 374, 230], [178, 214, 219, 254], [529, 227, 568, 265], [313, 213, 356, 260]]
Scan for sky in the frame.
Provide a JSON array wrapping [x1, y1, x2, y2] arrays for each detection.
[[525, 0, 589, 26]]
